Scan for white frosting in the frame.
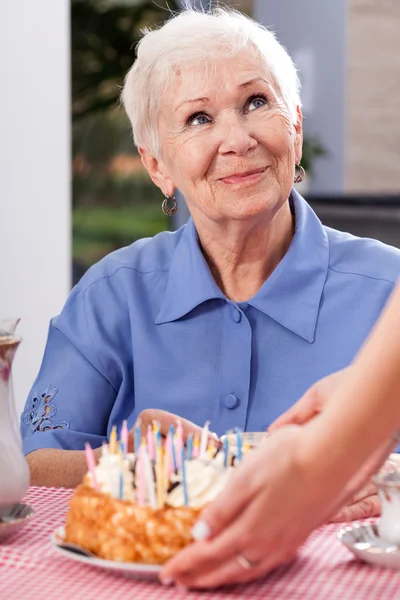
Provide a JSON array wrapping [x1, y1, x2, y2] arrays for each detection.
[[86, 448, 236, 507], [87, 453, 136, 501], [167, 457, 233, 508]]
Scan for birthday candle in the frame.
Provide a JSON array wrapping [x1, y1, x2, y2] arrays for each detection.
[[187, 433, 193, 460], [163, 436, 170, 490], [134, 420, 141, 455], [156, 443, 164, 508], [137, 443, 145, 506], [101, 441, 109, 457], [193, 433, 200, 459], [236, 430, 243, 463], [223, 436, 229, 469], [143, 446, 157, 508], [147, 424, 154, 461], [121, 420, 129, 456], [175, 420, 183, 469], [181, 446, 188, 506], [199, 421, 210, 457], [109, 425, 117, 454], [243, 442, 251, 455], [85, 443, 99, 491], [169, 425, 177, 472]]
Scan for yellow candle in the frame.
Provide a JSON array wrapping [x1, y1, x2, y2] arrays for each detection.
[[157, 445, 164, 508], [109, 425, 117, 454], [193, 434, 200, 458]]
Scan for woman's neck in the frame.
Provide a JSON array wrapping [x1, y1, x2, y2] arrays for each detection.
[[194, 201, 294, 302]]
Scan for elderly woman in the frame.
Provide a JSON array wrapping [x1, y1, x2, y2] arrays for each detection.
[[22, 8, 400, 502]]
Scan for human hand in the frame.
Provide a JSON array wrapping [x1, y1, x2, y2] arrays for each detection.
[[269, 368, 385, 522], [269, 368, 349, 432], [160, 426, 339, 589], [127, 409, 216, 452]]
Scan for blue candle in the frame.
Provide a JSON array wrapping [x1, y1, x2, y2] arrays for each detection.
[[134, 424, 141, 455], [181, 446, 188, 506], [223, 436, 229, 468], [187, 433, 193, 460], [236, 430, 243, 463], [169, 424, 177, 471]]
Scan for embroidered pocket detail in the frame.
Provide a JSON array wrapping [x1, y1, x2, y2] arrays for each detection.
[[22, 385, 70, 435]]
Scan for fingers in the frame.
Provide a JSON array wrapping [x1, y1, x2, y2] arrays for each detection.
[[134, 409, 207, 440], [193, 465, 252, 541], [161, 539, 296, 589], [348, 482, 376, 505], [330, 494, 381, 523], [269, 388, 321, 432]]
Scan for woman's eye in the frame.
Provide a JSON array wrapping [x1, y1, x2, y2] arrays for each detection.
[[187, 113, 211, 126], [247, 95, 268, 112]]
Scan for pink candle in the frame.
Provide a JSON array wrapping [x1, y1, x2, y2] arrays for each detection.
[[84, 442, 99, 491], [147, 424, 154, 461]]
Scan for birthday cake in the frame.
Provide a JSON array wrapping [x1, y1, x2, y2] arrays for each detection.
[[64, 423, 241, 564]]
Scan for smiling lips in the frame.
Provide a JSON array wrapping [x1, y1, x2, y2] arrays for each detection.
[[219, 167, 267, 184]]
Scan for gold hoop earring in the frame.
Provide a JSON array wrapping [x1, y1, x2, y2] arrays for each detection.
[[161, 194, 178, 217], [294, 163, 305, 184]]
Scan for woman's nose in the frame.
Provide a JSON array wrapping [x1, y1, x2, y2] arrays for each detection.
[[217, 117, 257, 156]]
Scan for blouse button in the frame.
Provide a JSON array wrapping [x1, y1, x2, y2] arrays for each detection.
[[224, 394, 239, 409], [230, 307, 242, 323]]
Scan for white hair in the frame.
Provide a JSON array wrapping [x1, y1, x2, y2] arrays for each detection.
[[121, 7, 301, 158]]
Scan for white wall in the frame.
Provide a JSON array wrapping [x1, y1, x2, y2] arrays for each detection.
[[0, 1, 71, 414]]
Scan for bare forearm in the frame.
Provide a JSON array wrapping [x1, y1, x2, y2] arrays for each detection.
[[27, 447, 102, 488], [304, 283, 400, 478]]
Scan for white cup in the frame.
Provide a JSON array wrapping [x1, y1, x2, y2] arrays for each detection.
[[373, 461, 400, 546]]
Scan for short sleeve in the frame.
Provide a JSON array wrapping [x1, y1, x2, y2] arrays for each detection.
[[21, 287, 118, 455]]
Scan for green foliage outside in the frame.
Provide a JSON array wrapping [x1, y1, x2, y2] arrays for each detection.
[[71, 0, 178, 277]]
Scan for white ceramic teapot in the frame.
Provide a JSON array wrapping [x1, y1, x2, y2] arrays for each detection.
[[0, 319, 30, 518]]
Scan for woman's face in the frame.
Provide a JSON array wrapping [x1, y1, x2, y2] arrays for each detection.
[[142, 53, 303, 224]]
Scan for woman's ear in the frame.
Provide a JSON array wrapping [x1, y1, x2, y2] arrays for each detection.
[[138, 147, 175, 197], [293, 106, 303, 164]]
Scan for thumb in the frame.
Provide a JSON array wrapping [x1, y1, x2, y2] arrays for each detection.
[[269, 387, 321, 433]]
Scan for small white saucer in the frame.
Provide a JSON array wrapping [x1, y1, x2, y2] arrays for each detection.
[[338, 522, 400, 570], [51, 527, 162, 579], [0, 503, 35, 543]]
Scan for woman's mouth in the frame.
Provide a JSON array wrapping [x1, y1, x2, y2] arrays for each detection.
[[219, 167, 267, 185]]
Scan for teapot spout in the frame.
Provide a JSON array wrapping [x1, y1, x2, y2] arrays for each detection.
[[0, 318, 21, 338]]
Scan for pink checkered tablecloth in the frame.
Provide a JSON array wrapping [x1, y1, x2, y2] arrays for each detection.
[[0, 487, 399, 600]]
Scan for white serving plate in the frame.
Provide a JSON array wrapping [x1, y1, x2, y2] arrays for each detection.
[[51, 526, 162, 580]]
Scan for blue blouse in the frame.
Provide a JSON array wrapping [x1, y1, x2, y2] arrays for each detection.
[[21, 191, 400, 454]]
